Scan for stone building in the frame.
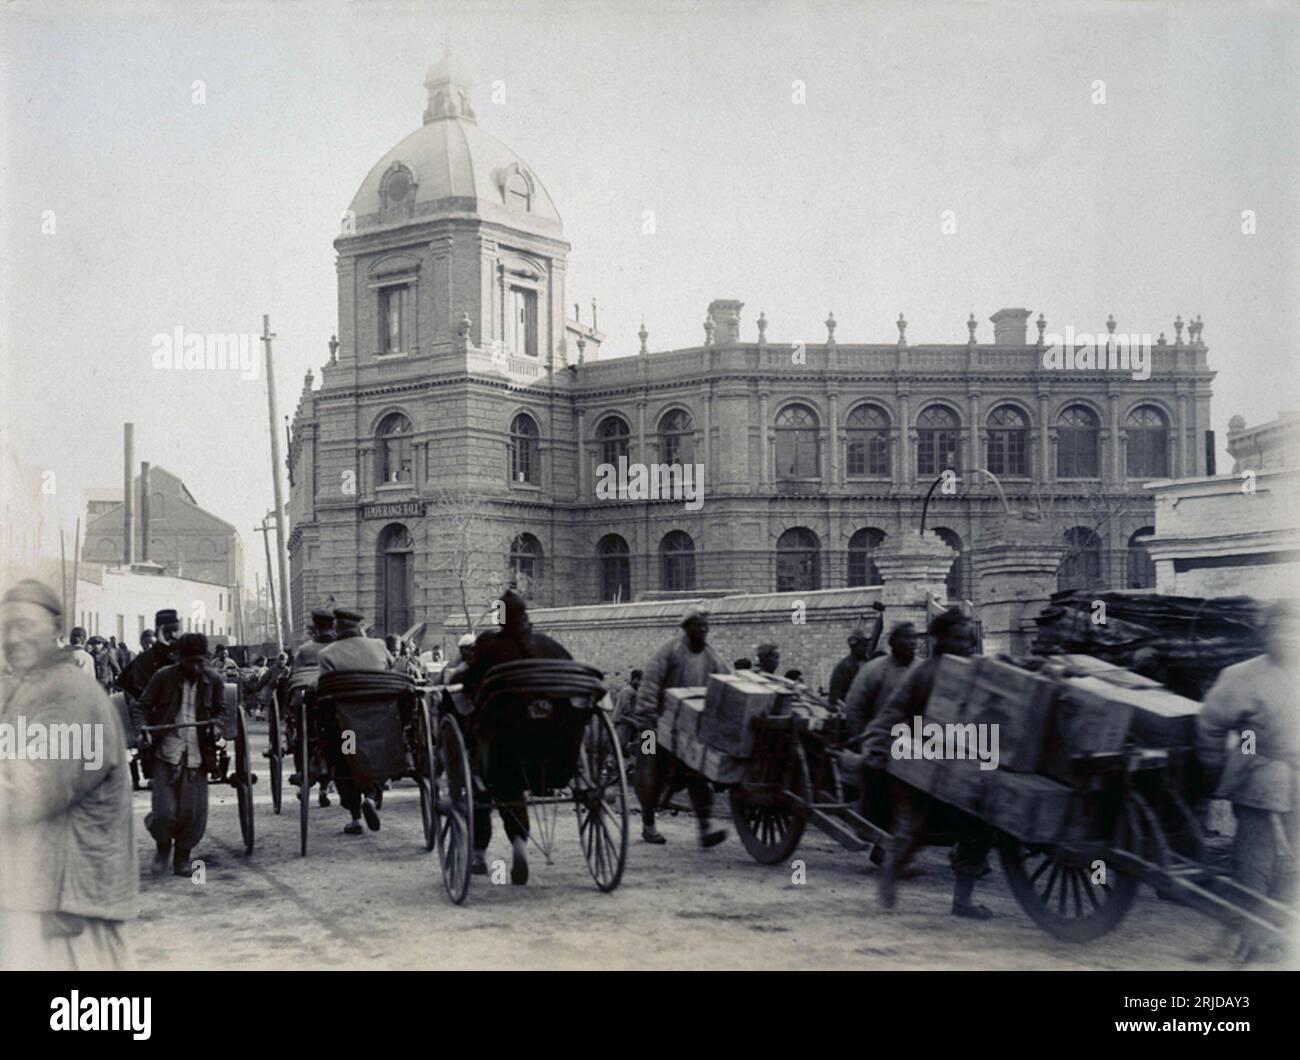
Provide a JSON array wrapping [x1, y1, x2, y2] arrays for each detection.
[[83, 466, 245, 591], [287, 54, 1216, 639]]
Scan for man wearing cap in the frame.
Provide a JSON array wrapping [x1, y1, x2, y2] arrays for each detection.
[[460, 590, 576, 883], [0, 579, 136, 969], [613, 669, 642, 750], [318, 608, 391, 835], [755, 642, 781, 676], [290, 608, 336, 688], [439, 633, 476, 685], [828, 628, 872, 707], [842, 622, 919, 737], [132, 632, 228, 876], [631, 606, 731, 847], [120, 609, 182, 703], [287, 608, 336, 808], [856, 608, 994, 919]]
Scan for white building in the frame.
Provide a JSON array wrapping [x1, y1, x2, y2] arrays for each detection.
[[70, 564, 239, 646], [1144, 412, 1300, 600]]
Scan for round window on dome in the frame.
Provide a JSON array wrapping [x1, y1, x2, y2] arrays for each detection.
[[381, 165, 413, 209]]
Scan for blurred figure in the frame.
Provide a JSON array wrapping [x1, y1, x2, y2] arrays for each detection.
[[67, 627, 94, 675], [613, 668, 642, 749], [288, 609, 336, 808], [1197, 601, 1300, 963], [0, 579, 135, 970], [859, 609, 990, 919], [630, 606, 731, 848], [755, 643, 780, 675], [318, 609, 391, 835], [132, 632, 228, 877], [843, 622, 918, 737], [828, 627, 872, 706], [439, 633, 476, 685], [733, 657, 752, 671]]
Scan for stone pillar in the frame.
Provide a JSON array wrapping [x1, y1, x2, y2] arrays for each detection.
[[872, 529, 958, 647], [970, 513, 1067, 656]]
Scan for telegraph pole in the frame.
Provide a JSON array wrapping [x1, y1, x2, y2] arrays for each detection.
[[255, 512, 282, 650], [261, 314, 294, 644]]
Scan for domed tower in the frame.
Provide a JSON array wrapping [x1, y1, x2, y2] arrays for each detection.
[[333, 51, 570, 372], [290, 53, 584, 639]]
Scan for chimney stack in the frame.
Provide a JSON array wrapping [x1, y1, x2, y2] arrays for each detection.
[[989, 308, 1032, 345], [707, 299, 744, 345], [139, 462, 152, 563], [123, 423, 135, 567]]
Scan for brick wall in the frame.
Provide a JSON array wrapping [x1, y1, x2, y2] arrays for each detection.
[[442, 585, 894, 693]]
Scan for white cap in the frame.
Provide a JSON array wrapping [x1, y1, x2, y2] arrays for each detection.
[[458, 633, 476, 647]]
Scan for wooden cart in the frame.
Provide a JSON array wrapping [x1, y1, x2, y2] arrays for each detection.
[[728, 712, 1296, 944]]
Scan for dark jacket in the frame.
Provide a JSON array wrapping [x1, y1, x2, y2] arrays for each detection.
[[131, 663, 229, 773], [462, 626, 572, 702], [862, 653, 949, 771], [828, 653, 863, 706], [119, 642, 178, 702]]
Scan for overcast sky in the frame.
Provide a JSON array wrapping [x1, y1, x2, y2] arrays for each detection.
[[2, 0, 1297, 588]]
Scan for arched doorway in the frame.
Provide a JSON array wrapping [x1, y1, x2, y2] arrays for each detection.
[[377, 523, 414, 635]]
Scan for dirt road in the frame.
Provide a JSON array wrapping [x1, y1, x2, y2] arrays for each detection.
[[128, 728, 1288, 971]]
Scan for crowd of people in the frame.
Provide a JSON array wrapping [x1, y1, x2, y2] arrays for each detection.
[[2, 571, 1295, 970]]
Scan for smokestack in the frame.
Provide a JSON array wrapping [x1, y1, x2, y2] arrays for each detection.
[[123, 423, 135, 567], [140, 462, 152, 563]]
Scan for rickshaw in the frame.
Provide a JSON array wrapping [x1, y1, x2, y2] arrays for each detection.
[[287, 669, 439, 857], [429, 658, 630, 904]]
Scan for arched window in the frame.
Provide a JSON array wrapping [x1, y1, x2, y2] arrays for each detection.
[[597, 415, 631, 468], [376, 523, 414, 635], [1127, 526, 1156, 589], [1059, 526, 1103, 592], [986, 405, 1029, 477], [505, 169, 531, 211], [776, 527, 820, 592], [847, 528, 886, 586], [1057, 405, 1100, 479], [597, 534, 631, 602], [846, 405, 890, 477], [377, 412, 414, 485], [509, 413, 540, 485], [659, 530, 696, 591], [509, 533, 544, 598], [1127, 405, 1169, 478], [659, 409, 695, 466], [917, 405, 960, 477], [775, 404, 820, 479], [933, 527, 965, 601]]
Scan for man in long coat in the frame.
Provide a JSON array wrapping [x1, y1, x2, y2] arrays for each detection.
[[0, 579, 136, 970]]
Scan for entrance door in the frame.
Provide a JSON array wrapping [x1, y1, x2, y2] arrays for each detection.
[[377, 523, 414, 635]]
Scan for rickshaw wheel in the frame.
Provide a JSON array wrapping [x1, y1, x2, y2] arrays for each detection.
[[998, 801, 1142, 943], [299, 695, 310, 857], [434, 713, 474, 904], [416, 697, 437, 852], [234, 705, 255, 855], [575, 708, 630, 893], [267, 696, 283, 815], [729, 726, 809, 865]]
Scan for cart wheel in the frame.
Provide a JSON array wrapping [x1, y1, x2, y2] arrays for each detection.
[[299, 696, 310, 858], [729, 726, 809, 865], [575, 709, 630, 893], [434, 713, 474, 904], [998, 804, 1142, 943], [234, 705, 255, 855], [416, 698, 437, 852], [267, 697, 283, 815]]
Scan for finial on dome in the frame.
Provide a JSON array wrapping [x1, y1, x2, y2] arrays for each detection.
[[423, 44, 477, 125]]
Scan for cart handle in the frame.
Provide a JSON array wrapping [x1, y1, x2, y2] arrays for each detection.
[[140, 719, 220, 732]]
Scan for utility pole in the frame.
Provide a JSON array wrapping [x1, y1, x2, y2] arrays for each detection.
[[255, 513, 282, 649], [261, 314, 294, 645]]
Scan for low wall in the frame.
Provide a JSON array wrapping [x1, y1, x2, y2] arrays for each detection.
[[443, 586, 890, 694]]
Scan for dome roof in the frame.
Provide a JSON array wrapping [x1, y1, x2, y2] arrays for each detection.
[[346, 56, 563, 239]]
